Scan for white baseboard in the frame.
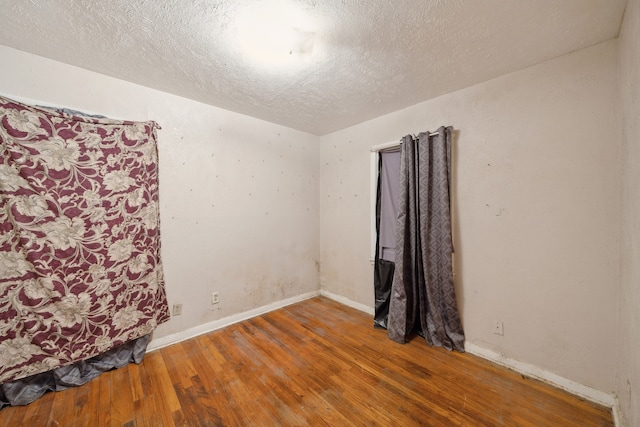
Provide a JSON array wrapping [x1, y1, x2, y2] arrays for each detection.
[[147, 290, 320, 351], [319, 289, 374, 315], [611, 397, 624, 427], [465, 342, 617, 413]]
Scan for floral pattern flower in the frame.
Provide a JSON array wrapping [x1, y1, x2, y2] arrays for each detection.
[[112, 306, 142, 330], [124, 123, 147, 141], [0, 337, 43, 367], [108, 239, 134, 263], [128, 253, 150, 274], [0, 252, 32, 280], [51, 293, 92, 328], [5, 109, 42, 134], [88, 207, 107, 223], [94, 335, 113, 353], [13, 194, 50, 218], [37, 137, 80, 171], [0, 164, 29, 192], [41, 216, 86, 250], [83, 132, 103, 148], [83, 189, 102, 206], [104, 169, 136, 192], [127, 188, 145, 207], [138, 205, 158, 230], [23, 277, 56, 300], [0, 96, 169, 384], [92, 279, 112, 296]]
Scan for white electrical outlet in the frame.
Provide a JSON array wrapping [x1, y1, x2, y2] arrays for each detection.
[[493, 320, 504, 336], [172, 303, 183, 316], [212, 291, 220, 305]]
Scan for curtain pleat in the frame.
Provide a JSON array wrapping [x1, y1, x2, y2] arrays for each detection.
[[387, 127, 465, 351]]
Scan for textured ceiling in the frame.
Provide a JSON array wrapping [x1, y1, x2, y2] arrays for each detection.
[[0, 0, 628, 135]]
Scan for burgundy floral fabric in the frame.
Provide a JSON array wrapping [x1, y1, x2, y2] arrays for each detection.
[[0, 96, 170, 384]]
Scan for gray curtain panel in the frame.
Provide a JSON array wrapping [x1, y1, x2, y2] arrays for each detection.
[[373, 147, 401, 329], [379, 148, 401, 262], [0, 334, 151, 409], [387, 127, 465, 352]]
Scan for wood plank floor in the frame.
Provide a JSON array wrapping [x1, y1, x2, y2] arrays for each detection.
[[0, 297, 613, 426]]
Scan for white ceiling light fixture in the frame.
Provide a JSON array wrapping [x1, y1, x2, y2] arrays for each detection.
[[233, 0, 316, 68]]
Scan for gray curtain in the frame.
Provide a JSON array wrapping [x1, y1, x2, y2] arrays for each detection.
[[373, 148, 401, 329], [387, 127, 465, 351], [0, 334, 151, 409], [378, 148, 401, 262]]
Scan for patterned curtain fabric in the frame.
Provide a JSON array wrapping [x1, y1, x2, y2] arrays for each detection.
[[387, 127, 465, 351], [0, 96, 170, 384]]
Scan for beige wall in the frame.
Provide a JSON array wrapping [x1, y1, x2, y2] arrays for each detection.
[[319, 40, 620, 393], [619, 0, 640, 424], [0, 45, 320, 341]]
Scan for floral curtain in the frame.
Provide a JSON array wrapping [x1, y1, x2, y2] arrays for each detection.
[[0, 95, 170, 385]]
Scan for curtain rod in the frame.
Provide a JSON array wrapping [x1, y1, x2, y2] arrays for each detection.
[[416, 130, 442, 137], [370, 130, 442, 152]]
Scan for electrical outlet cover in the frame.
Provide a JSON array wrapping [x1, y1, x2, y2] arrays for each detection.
[[172, 304, 182, 316], [493, 320, 504, 336]]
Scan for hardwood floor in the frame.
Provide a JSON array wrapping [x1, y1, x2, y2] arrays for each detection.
[[0, 297, 613, 426]]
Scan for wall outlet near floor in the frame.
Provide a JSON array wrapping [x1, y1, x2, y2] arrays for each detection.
[[212, 291, 220, 305], [172, 303, 183, 316], [493, 320, 504, 336]]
